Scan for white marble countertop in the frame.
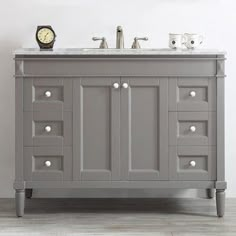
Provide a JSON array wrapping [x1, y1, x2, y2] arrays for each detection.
[[14, 48, 226, 56]]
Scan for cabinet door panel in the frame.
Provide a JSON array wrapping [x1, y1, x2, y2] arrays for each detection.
[[121, 78, 168, 180], [73, 78, 120, 181]]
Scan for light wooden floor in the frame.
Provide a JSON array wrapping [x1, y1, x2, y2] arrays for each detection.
[[0, 198, 235, 236]]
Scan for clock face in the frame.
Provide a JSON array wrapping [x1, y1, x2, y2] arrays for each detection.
[[37, 27, 55, 44]]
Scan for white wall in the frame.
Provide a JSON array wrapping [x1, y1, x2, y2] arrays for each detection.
[[0, 0, 235, 198]]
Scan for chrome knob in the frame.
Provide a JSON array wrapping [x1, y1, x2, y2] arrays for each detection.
[[113, 83, 120, 89], [45, 161, 52, 167], [122, 83, 129, 89], [45, 125, 52, 133], [45, 91, 52, 98], [190, 125, 196, 132], [189, 91, 196, 97], [189, 160, 196, 167]]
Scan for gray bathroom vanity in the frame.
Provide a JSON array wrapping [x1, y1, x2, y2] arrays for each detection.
[[14, 48, 226, 217]]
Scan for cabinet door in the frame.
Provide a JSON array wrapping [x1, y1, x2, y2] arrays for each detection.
[[73, 78, 120, 181], [120, 78, 168, 180]]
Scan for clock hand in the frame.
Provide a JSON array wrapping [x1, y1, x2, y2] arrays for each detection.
[[44, 33, 49, 41]]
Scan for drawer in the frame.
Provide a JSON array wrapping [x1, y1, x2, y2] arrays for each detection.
[[169, 78, 216, 111], [169, 146, 216, 180], [169, 112, 216, 146], [24, 78, 72, 111], [24, 147, 72, 181], [24, 111, 72, 146]]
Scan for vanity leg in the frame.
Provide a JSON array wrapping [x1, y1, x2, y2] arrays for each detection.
[[26, 189, 33, 199], [216, 189, 225, 217], [15, 189, 25, 217], [207, 189, 214, 199]]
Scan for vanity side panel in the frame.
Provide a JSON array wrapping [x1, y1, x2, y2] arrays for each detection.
[[216, 55, 225, 183], [14, 77, 25, 189]]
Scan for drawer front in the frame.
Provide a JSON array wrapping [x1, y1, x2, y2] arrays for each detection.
[[24, 111, 72, 146], [169, 112, 216, 146], [169, 78, 216, 111], [169, 146, 216, 180], [24, 147, 72, 181], [24, 78, 72, 111]]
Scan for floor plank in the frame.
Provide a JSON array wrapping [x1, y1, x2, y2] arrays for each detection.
[[0, 198, 235, 235]]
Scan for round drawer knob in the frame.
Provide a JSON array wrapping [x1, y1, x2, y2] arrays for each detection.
[[45, 91, 52, 98], [190, 125, 196, 132], [45, 125, 52, 133], [113, 83, 120, 89], [189, 160, 196, 167], [189, 91, 196, 97], [122, 83, 129, 89], [44, 161, 52, 167]]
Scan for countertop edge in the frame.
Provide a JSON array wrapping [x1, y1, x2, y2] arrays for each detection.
[[13, 48, 227, 56]]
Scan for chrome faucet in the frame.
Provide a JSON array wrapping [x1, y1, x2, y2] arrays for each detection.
[[93, 25, 148, 49], [116, 26, 124, 49]]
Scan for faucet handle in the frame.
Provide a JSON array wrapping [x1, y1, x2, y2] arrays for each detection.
[[92, 37, 108, 49], [131, 37, 148, 49]]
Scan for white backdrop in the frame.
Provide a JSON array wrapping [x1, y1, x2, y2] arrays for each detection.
[[0, 0, 235, 197]]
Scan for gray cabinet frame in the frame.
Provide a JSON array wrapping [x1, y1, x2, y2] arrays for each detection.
[[14, 53, 226, 217]]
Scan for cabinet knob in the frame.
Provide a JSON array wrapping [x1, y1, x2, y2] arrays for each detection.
[[190, 125, 196, 132], [189, 160, 196, 167], [45, 125, 52, 133], [189, 91, 196, 97], [113, 83, 120, 89], [44, 161, 52, 167], [122, 83, 129, 89], [45, 90, 52, 98]]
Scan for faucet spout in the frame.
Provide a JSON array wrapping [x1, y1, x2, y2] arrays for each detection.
[[116, 26, 124, 49]]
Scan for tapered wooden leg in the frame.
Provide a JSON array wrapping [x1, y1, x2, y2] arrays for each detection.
[[207, 189, 214, 199], [26, 189, 33, 199], [216, 189, 225, 217], [15, 189, 25, 217]]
